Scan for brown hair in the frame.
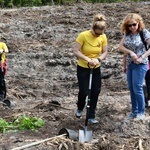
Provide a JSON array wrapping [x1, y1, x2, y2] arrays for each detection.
[[120, 13, 145, 35], [92, 14, 106, 30]]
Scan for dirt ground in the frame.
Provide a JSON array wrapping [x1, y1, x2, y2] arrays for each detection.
[[0, 1, 150, 150]]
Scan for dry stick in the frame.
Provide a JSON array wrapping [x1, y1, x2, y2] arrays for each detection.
[[3, 113, 25, 119], [0, 101, 7, 106], [0, 101, 11, 109], [50, 103, 71, 110], [11, 134, 66, 150], [138, 139, 143, 150], [114, 91, 129, 94], [28, 102, 71, 111]]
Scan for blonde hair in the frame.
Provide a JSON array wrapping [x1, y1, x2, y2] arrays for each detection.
[[120, 13, 145, 35], [92, 14, 106, 30]]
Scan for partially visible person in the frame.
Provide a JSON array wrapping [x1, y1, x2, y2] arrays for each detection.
[[148, 60, 150, 69], [119, 13, 150, 119], [0, 41, 9, 101], [123, 53, 127, 73], [73, 14, 108, 124]]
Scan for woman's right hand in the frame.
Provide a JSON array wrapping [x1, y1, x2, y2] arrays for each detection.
[[88, 58, 99, 66], [130, 51, 138, 62], [88, 59, 94, 66]]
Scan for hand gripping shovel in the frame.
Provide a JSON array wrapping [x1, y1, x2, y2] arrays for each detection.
[[79, 64, 96, 143]]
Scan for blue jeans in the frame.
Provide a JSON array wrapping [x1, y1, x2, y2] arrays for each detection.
[[127, 63, 148, 114]]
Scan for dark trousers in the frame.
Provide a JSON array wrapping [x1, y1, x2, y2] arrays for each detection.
[[0, 67, 5, 97], [77, 65, 101, 118], [145, 70, 150, 102]]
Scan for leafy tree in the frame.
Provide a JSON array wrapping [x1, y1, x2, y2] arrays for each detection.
[[13, 0, 21, 7], [0, 0, 4, 7], [0, 0, 146, 8]]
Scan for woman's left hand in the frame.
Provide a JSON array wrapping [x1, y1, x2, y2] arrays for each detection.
[[135, 57, 143, 64], [89, 58, 99, 66]]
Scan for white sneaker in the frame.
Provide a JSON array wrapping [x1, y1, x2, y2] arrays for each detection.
[[88, 118, 99, 124], [136, 113, 145, 120]]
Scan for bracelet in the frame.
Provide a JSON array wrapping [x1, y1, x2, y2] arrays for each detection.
[[97, 58, 101, 62]]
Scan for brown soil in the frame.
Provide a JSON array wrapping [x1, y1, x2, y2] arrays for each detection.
[[0, 2, 150, 150]]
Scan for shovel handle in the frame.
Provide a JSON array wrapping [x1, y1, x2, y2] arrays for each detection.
[[87, 63, 96, 69], [84, 64, 97, 126]]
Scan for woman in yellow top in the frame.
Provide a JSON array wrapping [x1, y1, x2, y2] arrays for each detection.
[[0, 41, 9, 101], [73, 14, 108, 124]]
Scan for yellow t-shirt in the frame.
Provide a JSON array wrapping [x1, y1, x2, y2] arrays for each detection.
[[76, 30, 108, 68], [0, 42, 7, 63]]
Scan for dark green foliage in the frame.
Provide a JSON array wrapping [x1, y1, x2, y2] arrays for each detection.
[[0, 0, 145, 8], [0, 0, 42, 7]]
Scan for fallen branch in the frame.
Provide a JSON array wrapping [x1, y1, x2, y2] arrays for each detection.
[[3, 113, 23, 119], [11, 134, 66, 150], [113, 91, 129, 94], [0, 101, 7, 106], [50, 103, 71, 110]]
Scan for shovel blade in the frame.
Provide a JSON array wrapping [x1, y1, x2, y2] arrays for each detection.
[[79, 129, 92, 143]]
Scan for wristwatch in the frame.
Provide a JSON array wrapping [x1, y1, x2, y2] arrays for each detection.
[[97, 58, 101, 62]]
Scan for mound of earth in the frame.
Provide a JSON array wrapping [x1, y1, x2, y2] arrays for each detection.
[[0, 1, 150, 150]]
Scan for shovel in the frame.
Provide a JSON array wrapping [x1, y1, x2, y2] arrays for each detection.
[[79, 64, 96, 143]]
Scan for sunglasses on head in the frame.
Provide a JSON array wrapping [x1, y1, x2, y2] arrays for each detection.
[[128, 23, 137, 27]]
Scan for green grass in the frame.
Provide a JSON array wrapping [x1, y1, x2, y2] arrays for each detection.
[[0, 114, 45, 133]]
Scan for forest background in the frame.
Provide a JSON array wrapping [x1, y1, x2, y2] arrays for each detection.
[[0, 0, 148, 8]]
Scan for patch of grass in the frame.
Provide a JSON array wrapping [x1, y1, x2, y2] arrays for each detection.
[[0, 114, 45, 133]]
